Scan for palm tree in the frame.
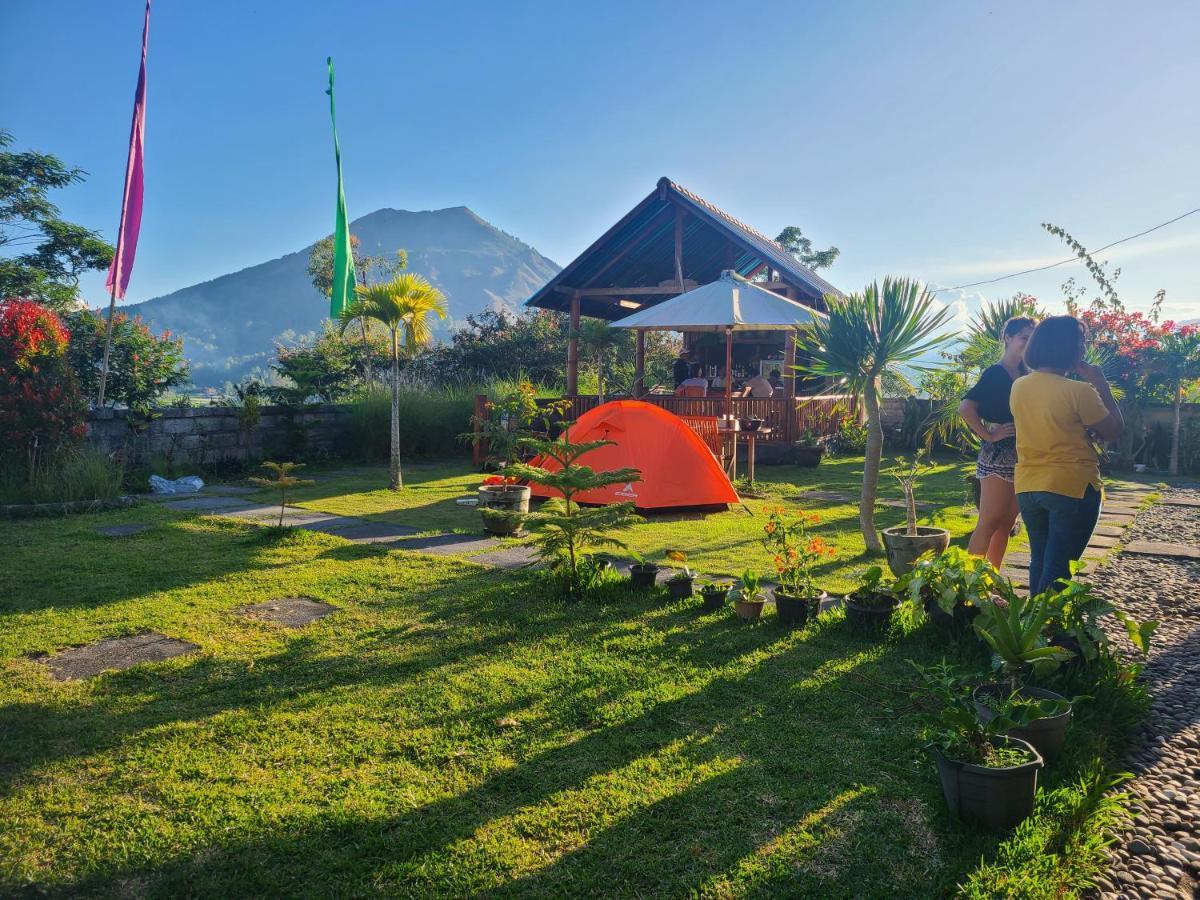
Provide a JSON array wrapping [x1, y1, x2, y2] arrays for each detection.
[[795, 277, 952, 552], [340, 273, 446, 489], [575, 319, 621, 403], [1154, 327, 1200, 476]]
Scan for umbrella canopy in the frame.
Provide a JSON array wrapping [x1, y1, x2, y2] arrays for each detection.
[[610, 270, 826, 332]]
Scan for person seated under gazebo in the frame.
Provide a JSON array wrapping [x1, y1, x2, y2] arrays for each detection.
[[745, 372, 774, 398], [676, 365, 709, 397]]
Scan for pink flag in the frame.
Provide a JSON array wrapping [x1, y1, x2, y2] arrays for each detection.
[[105, 0, 150, 299]]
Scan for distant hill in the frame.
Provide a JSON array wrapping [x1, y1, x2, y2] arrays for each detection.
[[121, 206, 560, 387]]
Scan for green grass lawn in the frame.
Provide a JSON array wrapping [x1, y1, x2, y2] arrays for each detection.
[[269, 454, 1011, 593], [0, 480, 1136, 897]]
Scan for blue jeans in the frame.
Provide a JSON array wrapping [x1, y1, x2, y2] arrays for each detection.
[[1017, 486, 1102, 595]]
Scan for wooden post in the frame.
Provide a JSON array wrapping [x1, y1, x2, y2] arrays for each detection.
[[674, 208, 685, 289], [784, 329, 797, 397], [724, 327, 733, 418], [634, 328, 646, 397], [566, 292, 580, 396]]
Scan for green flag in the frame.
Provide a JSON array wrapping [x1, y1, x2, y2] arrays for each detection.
[[325, 56, 355, 319]]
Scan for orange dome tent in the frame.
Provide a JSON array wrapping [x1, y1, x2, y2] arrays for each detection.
[[528, 400, 739, 510]]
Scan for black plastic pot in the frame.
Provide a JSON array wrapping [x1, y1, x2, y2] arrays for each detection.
[[629, 563, 660, 590], [845, 592, 898, 636], [929, 737, 1043, 830], [774, 590, 823, 627], [699, 587, 729, 612], [667, 577, 694, 600], [925, 595, 980, 634], [973, 684, 1073, 762]]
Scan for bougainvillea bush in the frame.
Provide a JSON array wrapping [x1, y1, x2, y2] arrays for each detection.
[[0, 298, 87, 482], [63, 307, 189, 412]]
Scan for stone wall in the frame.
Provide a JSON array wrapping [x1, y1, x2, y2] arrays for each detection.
[[86, 404, 352, 468]]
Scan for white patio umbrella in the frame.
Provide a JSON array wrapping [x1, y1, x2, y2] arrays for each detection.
[[611, 269, 826, 415]]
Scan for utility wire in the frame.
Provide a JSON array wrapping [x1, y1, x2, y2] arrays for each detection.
[[928, 206, 1200, 295]]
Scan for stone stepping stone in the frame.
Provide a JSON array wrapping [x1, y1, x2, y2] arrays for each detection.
[[793, 490, 854, 503], [876, 498, 934, 510], [1087, 533, 1122, 549], [1099, 513, 1136, 525], [1093, 523, 1127, 538], [1101, 503, 1144, 515], [223, 506, 340, 527], [95, 524, 151, 538], [1081, 545, 1110, 560], [237, 598, 338, 627], [1122, 541, 1200, 560], [1000, 567, 1029, 586], [206, 485, 257, 496], [1005, 552, 1030, 568], [161, 495, 252, 511], [329, 521, 419, 544], [1162, 497, 1200, 508], [470, 545, 541, 569], [393, 533, 502, 556], [36, 632, 198, 681]]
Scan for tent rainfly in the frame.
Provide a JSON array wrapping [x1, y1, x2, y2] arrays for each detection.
[[611, 269, 826, 414]]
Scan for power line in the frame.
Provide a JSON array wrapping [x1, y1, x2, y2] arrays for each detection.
[[928, 205, 1200, 295]]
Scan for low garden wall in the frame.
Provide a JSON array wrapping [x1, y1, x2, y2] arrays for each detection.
[[86, 404, 352, 468]]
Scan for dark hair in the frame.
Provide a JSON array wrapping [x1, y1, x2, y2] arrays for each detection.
[[1023, 315, 1087, 371], [1002, 316, 1037, 339]]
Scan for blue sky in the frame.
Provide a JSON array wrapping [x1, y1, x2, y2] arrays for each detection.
[[4, 0, 1199, 324]]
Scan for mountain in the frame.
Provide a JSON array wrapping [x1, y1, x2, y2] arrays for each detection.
[[121, 206, 560, 386]]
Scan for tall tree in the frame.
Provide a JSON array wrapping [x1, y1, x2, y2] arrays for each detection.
[[575, 319, 621, 403], [0, 131, 113, 311], [796, 277, 952, 552], [1153, 326, 1200, 476], [774, 226, 839, 272], [340, 274, 447, 489]]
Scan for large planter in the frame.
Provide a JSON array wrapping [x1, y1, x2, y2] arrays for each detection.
[[973, 684, 1073, 762], [477, 485, 531, 536], [881, 525, 951, 577], [845, 593, 898, 637], [734, 598, 766, 622], [774, 590, 823, 627], [925, 594, 981, 634], [791, 444, 825, 468], [930, 736, 1043, 830], [629, 563, 660, 590], [700, 586, 729, 612], [666, 577, 694, 601]]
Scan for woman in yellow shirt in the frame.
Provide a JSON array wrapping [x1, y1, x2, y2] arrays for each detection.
[[1009, 316, 1123, 595]]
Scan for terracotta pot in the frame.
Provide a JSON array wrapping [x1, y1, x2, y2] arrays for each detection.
[[734, 598, 766, 622], [880, 525, 950, 577]]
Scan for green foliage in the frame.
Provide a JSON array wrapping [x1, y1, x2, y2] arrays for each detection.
[[463, 380, 544, 469], [410, 309, 569, 387], [958, 766, 1134, 898], [248, 461, 315, 527], [574, 319, 621, 402], [509, 431, 642, 598], [735, 569, 766, 603], [972, 592, 1076, 688], [898, 546, 1008, 618], [0, 130, 113, 311], [774, 225, 840, 272], [761, 507, 833, 597], [1043, 577, 1157, 663], [345, 382, 475, 461], [306, 232, 407, 299], [270, 323, 363, 403], [886, 450, 933, 535], [0, 447, 123, 505], [63, 307, 189, 411]]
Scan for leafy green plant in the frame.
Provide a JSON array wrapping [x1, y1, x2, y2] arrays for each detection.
[[761, 506, 834, 597], [795, 277, 953, 552], [665, 549, 694, 581], [897, 546, 1008, 618], [508, 430, 642, 599], [735, 570, 766, 604], [1044, 575, 1157, 663], [249, 461, 315, 528], [972, 592, 1076, 691], [851, 565, 897, 609]]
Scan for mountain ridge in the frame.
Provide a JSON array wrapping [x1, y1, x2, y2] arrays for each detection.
[[122, 206, 560, 386]]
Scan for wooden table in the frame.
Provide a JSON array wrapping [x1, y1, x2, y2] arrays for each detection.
[[718, 425, 772, 482]]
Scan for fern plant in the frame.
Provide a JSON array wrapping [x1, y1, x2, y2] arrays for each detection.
[[507, 431, 642, 599]]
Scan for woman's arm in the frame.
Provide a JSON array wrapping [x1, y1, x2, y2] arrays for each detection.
[[1076, 362, 1124, 441], [958, 399, 1015, 442]]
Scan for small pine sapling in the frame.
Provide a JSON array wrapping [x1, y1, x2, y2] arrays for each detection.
[[249, 461, 315, 528], [887, 450, 934, 536]]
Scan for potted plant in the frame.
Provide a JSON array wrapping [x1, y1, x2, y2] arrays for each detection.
[[478, 474, 529, 536], [465, 384, 541, 533], [969, 590, 1080, 761], [1045, 573, 1157, 665], [698, 581, 730, 612], [913, 661, 1045, 830], [844, 565, 899, 636], [733, 570, 767, 622], [761, 506, 833, 627], [897, 546, 1004, 634], [880, 452, 950, 577], [665, 549, 695, 600], [791, 427, 825, 468], [627, 550, 660, 590]]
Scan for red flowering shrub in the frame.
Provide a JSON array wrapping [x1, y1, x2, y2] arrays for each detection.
[[0, 298, 87, 478], [63, 308, 188, 411]]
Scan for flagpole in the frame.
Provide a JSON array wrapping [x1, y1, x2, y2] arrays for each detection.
[[97, 199, 130, 408]]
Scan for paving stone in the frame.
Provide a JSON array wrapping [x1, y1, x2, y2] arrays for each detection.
[[470, 545, 541, 569], [793, 490, 854, 503], [1082, 545, 1112, 560], [393, 533, 502, 556], [1005, 551, 1030, 568], [160, 495, 249, 511], [329, 521, 419, 543], [877, 498, 934, 510], [1088, 533, 1123, 549], [95, 524, 151, 538], [1162, 497, 1200, 508], [1103, 503, 1146, 515], [237, 598, 338, 627], [294, 515, 371, 533], [1122, 541, 1200, 560], [205, 485, 258, 496], [1094, 523, 1128, 537], [36, 632, 198, 681]]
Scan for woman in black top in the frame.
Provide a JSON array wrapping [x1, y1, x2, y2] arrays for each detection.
[[958, 316, 1036, 566]]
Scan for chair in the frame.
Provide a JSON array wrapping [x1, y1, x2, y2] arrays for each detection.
[[675, 384, 708, 398], [680, 416, 725, 465]]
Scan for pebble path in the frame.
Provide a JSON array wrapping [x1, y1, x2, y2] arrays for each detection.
[[1090, 487, 1200, 900]]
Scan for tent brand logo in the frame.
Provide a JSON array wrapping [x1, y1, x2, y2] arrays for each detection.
[[615, 483, 639, 498]]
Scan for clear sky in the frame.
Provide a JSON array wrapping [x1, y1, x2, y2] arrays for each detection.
[[4, 0, 1199, 325]]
